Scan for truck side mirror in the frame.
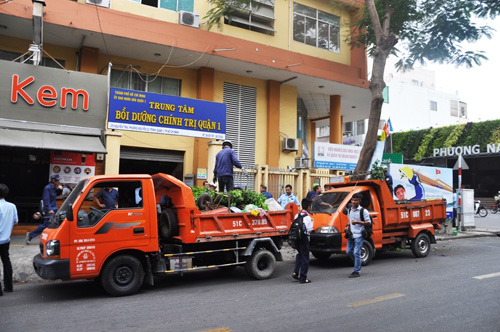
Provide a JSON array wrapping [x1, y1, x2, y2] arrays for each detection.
[[342, 208, 348, 215], [67, 204, 74, 222]]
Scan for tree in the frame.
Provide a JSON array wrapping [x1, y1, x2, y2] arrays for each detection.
[[351, 0, 499, 175]]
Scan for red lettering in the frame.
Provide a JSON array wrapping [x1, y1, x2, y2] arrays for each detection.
[[37, 85, 57, 107], [11, 75, 35, 104], [61, 88, 90, 110]]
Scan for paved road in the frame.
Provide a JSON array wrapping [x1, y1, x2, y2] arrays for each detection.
[[2, 237, 500, 332]]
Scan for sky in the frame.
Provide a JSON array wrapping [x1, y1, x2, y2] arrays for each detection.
[[425, 18, 500, 122]]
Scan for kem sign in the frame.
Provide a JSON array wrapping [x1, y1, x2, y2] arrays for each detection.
[[10, 74, 90, 110]]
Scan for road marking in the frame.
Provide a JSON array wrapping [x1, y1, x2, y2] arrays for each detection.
[[473, 272, 500, 280], [200, 328, 231, 332], [348, 293, 404, 308]]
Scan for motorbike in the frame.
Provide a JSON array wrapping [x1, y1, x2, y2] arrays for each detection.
[[474, 200, 488, 217], [491, 202, 499, 214]]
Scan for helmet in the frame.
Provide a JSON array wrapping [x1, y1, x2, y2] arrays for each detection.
[[222, 140, 232, 148]]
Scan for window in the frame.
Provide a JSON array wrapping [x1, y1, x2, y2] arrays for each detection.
[[130, 0, 193, 12], [459, 102, 467, 118], [223, 82, 256, 167], [430, 101, 438, 111], [344, 122, 353, 136], [293, 3, 340, 53], [356, 120, 365, 135], [110, 69, 181, 96], [450, 100, 458, 116], [0, 50, 66, 68], [225, 0, 275, 35]]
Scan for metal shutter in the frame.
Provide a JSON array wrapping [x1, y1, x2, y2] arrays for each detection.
[[120, 146, 184, 163]]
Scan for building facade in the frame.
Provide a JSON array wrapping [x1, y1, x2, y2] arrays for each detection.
[[0, 0, 371, 225]]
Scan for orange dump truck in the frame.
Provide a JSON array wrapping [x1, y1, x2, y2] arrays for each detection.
[[309, 178, 447, 265], [33, 173, 297, 296]]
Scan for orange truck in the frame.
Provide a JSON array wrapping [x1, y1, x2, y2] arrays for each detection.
[[309, 178, 447, 264], [33, 173, 297, 296]]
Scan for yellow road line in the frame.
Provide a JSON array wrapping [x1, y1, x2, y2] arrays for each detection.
[[348, 293, 404, 308], [200, 328, 231, 332], [473, 272, 500, 280]]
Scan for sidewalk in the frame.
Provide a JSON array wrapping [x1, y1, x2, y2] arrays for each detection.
[[6, 229, 500, 285]]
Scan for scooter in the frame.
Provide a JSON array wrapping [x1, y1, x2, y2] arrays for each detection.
[[475, 200, 488, 217]]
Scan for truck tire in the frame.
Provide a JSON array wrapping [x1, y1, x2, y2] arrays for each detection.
[[245, 248, 276, 280], [159, 208, 179, 239], [311, 252, 331, 260], [361, 240, 374, 266], [197, 193, 212, 210], [101, 255, 144, 297], [411, 233, 431, 258]]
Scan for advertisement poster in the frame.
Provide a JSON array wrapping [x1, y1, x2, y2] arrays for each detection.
[[50, 151, 96, 185], [108, 88, 226, 139], [390, 164, 453, 219], [313, 141, 384, 171]]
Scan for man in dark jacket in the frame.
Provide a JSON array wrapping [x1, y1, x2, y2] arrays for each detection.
[[214, 140, 246, 193]]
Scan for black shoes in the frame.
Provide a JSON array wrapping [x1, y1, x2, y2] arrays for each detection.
[[25, 232, 31, 245], [299, 279, 311, 284], [292, 272, 299, 280], [348, 272, 360, 278], [4, 288, 13, 292]]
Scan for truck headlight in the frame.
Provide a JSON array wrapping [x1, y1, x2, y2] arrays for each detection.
[[316, 226, 339, 234], [46, 240, 60, 258]]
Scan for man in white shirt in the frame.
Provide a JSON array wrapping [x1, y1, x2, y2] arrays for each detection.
[[291, 198, 313, 284], [346, 193, 371, 278]]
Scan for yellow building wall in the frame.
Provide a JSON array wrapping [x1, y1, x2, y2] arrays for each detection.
[[279, 84, 299, 168]]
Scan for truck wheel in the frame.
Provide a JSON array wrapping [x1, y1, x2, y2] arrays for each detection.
[[159, 208, 179, 239], [411, 233, 431, 258], [197, 193, 212, 210], [245, 248, 276, 280], [312, 252, 331, 260], [361, 240, 374, 266], [101, 255, 144, 297]]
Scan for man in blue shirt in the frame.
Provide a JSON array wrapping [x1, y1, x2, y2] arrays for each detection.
[[214, 140, 246, 193], [260, 184, 272, 199], [96, 187, 119, 210], [26, 174, 62, 244], [277, 184, 300, 209], [306, 183, 320, 200], [346, 193, 371, 278], [0, 183, 18, 295]]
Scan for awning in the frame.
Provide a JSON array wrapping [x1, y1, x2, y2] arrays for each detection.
[[0, 128, 107, 153]]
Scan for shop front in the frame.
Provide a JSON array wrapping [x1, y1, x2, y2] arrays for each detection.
[[0, 61, 108, 228]]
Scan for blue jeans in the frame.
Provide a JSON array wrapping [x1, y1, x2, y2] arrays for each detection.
[[29, 214, 52, 239], [347, 236, 364, 274]]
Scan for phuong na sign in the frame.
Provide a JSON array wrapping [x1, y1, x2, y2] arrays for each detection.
[[108, 88, 226, 139]]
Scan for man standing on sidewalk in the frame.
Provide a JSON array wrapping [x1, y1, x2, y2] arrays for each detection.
[[26, 174, 62, 244], [0, 184, 19, 295]]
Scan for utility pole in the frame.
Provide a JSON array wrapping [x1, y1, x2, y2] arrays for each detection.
[[30, 0, 46, 66]]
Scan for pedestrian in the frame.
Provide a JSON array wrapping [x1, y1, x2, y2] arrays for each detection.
[[0, 184, 19, 295], [346, 193, 372, 278], [306, 183, 320, 200], [26, 174, 63, 244], [213, 140, 246, 193], [202, 181, 209, 188], [452, 190, 458, 227], [95, 187, 119, 210], [277, 184, 300, 209], [260, 184, 272, 199], [324, 184, 332, 191], [383, 166, 394, 196], [292, 198, 313, 284]]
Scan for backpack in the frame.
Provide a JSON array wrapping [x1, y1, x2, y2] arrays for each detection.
[[350, 207, 373, 239], [288, 213, 306, 249]]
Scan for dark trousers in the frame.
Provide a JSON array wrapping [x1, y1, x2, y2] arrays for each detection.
[[218, 175, 234, 193], [30, 215, 51, 239], [0, 241, 13, 291], [293, 238, 310, 282]]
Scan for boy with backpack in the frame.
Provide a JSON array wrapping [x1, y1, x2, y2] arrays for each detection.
[[291, 198, 313, 284], [346, 193, 372, 278]]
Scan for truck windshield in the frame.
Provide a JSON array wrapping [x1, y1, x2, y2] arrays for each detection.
[[49, 179, 88, 228], [311, 191, 349, 214]]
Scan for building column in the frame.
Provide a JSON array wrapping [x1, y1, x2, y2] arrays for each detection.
[[79, 46, 99, 74], [329, 95, 342, 144], [104, 130, 123, 175], [193, 67, 215, 186], [267, 80, 280, 167]]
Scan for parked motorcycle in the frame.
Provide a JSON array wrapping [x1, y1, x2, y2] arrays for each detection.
[[475, 200, 488, 217]]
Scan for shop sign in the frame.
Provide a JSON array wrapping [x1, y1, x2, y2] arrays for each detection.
[[50, 151, 96, 185], [313, 142, 385, 171], [433, 143, 500, 157], [108, 88, 226, 139]]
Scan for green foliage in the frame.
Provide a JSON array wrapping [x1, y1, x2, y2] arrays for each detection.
[[443, 124, 466, 147], [203, 0, 253, 30], [414, 128, 438, 161], [191, 186, 268, 210], [369, 160, 385, 180]]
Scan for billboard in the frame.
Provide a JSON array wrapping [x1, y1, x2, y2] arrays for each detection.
[[313, 141, 385, 171]]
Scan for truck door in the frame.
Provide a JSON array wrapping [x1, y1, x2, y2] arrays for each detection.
[[69, 180, 151, 278]]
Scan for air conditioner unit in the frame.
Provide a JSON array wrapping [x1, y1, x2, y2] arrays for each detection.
[[295, 157, 309, 169], [282, 138, 299, 152], [179, 11, 200, 28], [85, 0, 111, 8]]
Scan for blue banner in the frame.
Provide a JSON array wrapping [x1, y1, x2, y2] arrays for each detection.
[[108, 88, 226, 139]]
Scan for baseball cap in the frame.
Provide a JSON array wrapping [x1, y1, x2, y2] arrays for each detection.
[[51, 174, 61, 181]]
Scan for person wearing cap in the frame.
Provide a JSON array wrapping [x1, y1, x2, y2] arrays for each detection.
[[306, 183, 321, 200], [213, 140, 245, 193], [26, 174, 62, 244], [260, 185, 272, 199]]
